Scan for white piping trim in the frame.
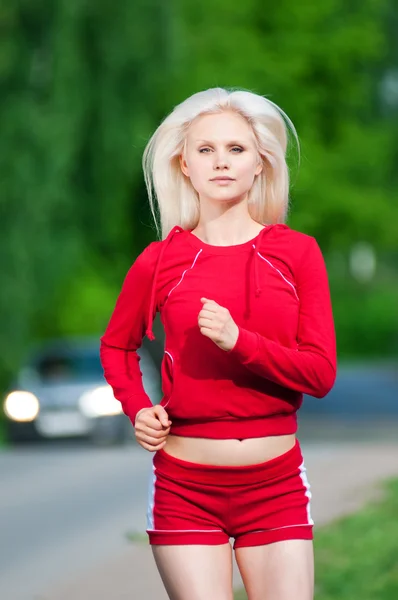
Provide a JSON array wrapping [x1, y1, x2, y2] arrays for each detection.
[[164, 350, 174, 363], [148, 524, 312, 534], [246, 523, 313, 534], [146, 462, 157, 531], [254, 247, 299, 301], [166, 249, 202, 300], [146, 529, 224, 533], [299, 460, 315, 526]]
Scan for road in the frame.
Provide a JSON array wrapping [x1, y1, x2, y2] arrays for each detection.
[[1, 425, 397, 600], [0, 441, 153, 600]]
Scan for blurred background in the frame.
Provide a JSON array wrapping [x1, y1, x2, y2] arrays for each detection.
[[0, 1, 397, 599]]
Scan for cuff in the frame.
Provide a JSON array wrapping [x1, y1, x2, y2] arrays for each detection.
[[228, 327, 260, 364], [126, 394, 154, 426]]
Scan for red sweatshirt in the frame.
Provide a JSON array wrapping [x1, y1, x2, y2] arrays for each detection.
[[100, 224, 336, 439]]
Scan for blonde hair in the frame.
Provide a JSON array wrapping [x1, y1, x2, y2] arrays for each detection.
[[142, 87, 299, 239]]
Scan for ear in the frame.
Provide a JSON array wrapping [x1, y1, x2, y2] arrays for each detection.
[[254, 159, 263, 177], [179, 154, 189, 177]]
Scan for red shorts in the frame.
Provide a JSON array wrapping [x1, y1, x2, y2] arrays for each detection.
[[146, 439, 314, 548]]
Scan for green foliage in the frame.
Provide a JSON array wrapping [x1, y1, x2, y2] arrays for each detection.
[[0, 0, 397, 390], [235, 478, 398, 599], [171, 0, 397, 249], [0, 0, 167, 388], [331, 278, 398, 357]]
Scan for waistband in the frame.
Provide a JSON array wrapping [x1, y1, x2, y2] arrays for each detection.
[[153, 439, 303, 486], [169, 413, 298, 439]]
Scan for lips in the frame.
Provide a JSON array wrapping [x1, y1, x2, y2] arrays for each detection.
[[210, 177, 235, 181]]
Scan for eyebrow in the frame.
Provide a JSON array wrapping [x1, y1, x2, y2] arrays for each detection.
[[195, 139, 247, 146]]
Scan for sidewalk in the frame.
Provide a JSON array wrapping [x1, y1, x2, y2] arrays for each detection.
[[45, 440, 398, 599]]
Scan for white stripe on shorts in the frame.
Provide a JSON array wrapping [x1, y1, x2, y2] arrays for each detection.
[[299, 460, 314, 525], [146, 462, 157, 531]]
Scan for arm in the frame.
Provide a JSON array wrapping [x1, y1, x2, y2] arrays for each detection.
[[100, 246, 157, 424], [228, 237, 337, 398]]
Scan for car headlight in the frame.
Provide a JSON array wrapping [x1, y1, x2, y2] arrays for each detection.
[[78, 385, 123, 418], [4, 391, 40, 422]]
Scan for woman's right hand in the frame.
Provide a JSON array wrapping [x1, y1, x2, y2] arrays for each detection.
[[134, 405, 171, 452]]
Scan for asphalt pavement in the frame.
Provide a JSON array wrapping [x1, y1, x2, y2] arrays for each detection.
[[0, 422, 397, 600], [0, 442, 152, 600]]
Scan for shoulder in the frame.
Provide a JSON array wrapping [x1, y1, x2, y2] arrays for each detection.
[[143, 228, 191, 258], [258, 224, 326, 280], [130, 227, 192, 272], [122, 241, 162, 286], [260, 224, 318, 256], [264, 223, 314, 245], [128, 241, 159, 271]]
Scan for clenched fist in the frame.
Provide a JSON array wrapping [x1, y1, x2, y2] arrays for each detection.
[[134, 405, 171, 452], [198, 298, 239, 351]]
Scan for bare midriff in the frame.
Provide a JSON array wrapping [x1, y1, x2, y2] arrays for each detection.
[[163, 433, 296, 466]]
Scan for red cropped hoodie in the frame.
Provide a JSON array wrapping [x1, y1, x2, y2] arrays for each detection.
[[100, 224, 337, 439]]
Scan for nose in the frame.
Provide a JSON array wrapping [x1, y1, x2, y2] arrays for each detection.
[[214, 151, 230, 170]]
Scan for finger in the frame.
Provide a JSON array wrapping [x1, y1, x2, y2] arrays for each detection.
[[200, 297, 219, 306], [143, 410, 171, 429], [138, 415, 163, 430], [136, 423, 170, 437], [198, 317, 214, 328], [136, 431, 169, 445], [140, 439, 167, 452], [139, 440, 166, 452], [198, 309, 217, 319], [200, 303, 219, 314], [135, 426, 170, 439], [141, 431, 170, 444], [153, 405, 172, 427]]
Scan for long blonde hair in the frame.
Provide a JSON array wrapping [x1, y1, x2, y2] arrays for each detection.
[[142, 87, 299, 239]]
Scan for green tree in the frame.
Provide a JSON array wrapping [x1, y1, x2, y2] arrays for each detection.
[[0, 0, 169, 389], [1, 0, 397, 397]]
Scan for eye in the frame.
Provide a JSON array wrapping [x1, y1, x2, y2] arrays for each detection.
[[231, 147, 244, 153], [199, 148, 212, 153]]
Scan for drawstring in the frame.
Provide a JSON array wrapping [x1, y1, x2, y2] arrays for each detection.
[[146, 223, 284, 331], [253, 225, 268, 298], [145, 225, 183, 340], [253, 233, 263, 298], [245, 225, 275, 319]]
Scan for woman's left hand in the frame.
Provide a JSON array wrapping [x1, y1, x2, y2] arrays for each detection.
[[198, 298, 239, 351]]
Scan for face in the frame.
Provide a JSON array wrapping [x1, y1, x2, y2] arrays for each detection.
[[179, 111, 263, 207]]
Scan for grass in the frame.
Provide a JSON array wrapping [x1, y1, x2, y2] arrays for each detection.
[[235, 478, 398, 599], [125, 530, 148, 544]]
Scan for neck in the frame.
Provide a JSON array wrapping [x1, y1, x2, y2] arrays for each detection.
[[192, 217, 265, 246]]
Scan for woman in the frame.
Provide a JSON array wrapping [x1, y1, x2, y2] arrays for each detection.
[[100, 87, 336, 600]]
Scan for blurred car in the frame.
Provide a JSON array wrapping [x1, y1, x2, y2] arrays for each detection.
[[2, 337, 161, 445]]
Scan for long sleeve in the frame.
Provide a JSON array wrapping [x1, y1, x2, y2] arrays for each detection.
[[229, 236, 337, 398], [100, 245, 157, 424]]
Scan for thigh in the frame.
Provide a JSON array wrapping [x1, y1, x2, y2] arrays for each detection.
[[231, 442, 314, 549], [235, 539, 314, 600], [152, 543, 234, 600]]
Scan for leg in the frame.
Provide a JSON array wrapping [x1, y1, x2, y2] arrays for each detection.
[[152, 543, 234, 600], [235, 539, 314, 600]]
